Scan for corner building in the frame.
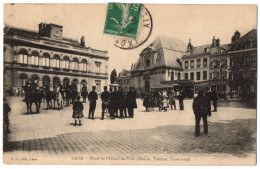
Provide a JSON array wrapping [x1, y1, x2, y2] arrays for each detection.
[[4, 23, 109, 95]]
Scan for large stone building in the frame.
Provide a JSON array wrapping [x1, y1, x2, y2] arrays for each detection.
[[117, 36, 187, 95], [181, 29, 257, 98], [227, 29, 257, 97], [181, 37, 230, 93], [4, 23, 109, 95], [117, 29, 257, 98]]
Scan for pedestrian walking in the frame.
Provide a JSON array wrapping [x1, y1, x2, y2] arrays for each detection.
[[126, 87, 137, 118], [101, 86, 111, 120], [168, 90, 176, 110], [193, 90, 211, 136], [88, 86, 98, 120], [72, 96, 84, 126]]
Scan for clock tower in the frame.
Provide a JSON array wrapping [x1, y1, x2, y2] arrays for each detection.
[[39, 22, 63, 40]]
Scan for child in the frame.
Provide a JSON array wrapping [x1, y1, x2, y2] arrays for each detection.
[[72, 96, 84, 126]]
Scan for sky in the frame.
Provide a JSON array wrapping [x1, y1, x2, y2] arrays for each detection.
[[4, 4, 257, 75]]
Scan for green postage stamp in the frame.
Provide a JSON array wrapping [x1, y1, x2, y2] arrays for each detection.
[[104, 3, 142, 39]]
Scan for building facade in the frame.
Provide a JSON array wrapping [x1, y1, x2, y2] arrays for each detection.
[[4, 23, 109, 95], [228, 29, 257, 98], [129, 36, 186, 95], [181, 29, 257, 98]]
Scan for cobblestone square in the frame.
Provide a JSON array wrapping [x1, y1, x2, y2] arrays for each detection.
[[3, 96, 256, 165]]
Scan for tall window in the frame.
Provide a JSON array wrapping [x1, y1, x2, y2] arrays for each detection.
[[42, 53, 50, 67], [185, 73, 188, 80], [203, 71, 207, 80], [203, 58, 207, 67], [54, 55, 60, 68], [82, 59, 87, 71], [185, 61, 188, 69], [73, 58, 79, 70], [31, 51, 39, 65], [170, 72, 174, 80], [197, 59, 201, 68], [190, 60, 194, 68], [221, 59, 227, 67], [95, 62, 101, 73], [190, 72, 194, 80], [64, 57, 70, 69], [197, 72, 201, 80], [18, 50, 28, 64]]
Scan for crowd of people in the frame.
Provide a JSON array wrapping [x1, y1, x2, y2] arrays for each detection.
[[72, 85, 137, 126], [142, 89, 185, 112]]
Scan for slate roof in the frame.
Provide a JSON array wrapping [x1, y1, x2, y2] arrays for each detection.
[[132, 36, 186, 70], [235, 29, 257, 44]]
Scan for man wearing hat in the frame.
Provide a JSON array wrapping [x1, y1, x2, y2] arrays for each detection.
[[101, 86, 111, 120], [88, 86, 98, 119]]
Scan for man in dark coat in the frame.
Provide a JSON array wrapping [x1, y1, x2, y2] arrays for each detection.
[[72, 96, 84, 126], [178, 90, 184, 110], [101, 86, 111, 120], [88, 86, 98, 120], [81, 84, 88, 103], [193, 90, 211, 136], [126, 87, 137, 118], [3, 98, 11, 133], [118, 87, 127, 118], [112, 86, 119, 118], [211, 89, 218, 112]]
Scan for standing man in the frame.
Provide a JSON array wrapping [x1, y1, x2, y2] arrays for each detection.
[[205, 87, 212, 114], [193, 90, 211, 136], [88, 86, 98, 120], [118, 87, 127, 118], [168, 89, 176, 110], [126, 87, 137, 118], [178, 89, 184, 110], [81, 84, 88, 103], [101, 86, 111, 120], [211, 89, 218, 112], [108, 86, 115, 119], [113, 86, 119, 118]]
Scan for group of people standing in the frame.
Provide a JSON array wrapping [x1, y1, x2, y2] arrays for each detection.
[[142, 89, 185, 112], [72, 85, 137, 126]]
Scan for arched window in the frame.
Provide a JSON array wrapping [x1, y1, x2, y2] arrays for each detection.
[[63, 78, 70, 89], [82, 59, 87, 71], [18, 49, 28, 64], [31, 51, 39, 66], [54, 55, 60, 68], [43, 53, 50, 67], [73, 58, 79, 70], [64, 57, 70, 69]]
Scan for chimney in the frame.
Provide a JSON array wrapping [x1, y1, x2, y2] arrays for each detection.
[[187, 39, 193, 52], [212, 36, 217, 47], [216, 38, 220, 47], [231, 30, 241, 43], [80, 36, 85, 47]]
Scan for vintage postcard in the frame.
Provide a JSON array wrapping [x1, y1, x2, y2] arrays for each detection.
[[2, 3, 257, 165]]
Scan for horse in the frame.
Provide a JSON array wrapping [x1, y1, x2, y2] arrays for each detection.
[[24, 88, 40, 113], [45, 87, 53, 110]]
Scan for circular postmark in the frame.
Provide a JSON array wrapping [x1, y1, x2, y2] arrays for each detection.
[[104, 3, 153, 50]]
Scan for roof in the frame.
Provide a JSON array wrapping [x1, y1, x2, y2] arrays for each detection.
[[132, 36, 186, 70], [4, 25, 82, 47], [236, 29, 257, 44]]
